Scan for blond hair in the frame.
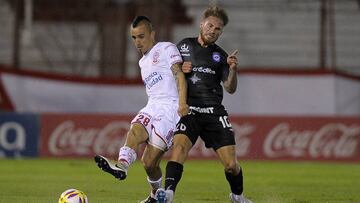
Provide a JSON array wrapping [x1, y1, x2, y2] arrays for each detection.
[[202, 6, 229, 26]]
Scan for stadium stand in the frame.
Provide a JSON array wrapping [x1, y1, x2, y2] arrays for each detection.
[[0, 0, 359, 76]]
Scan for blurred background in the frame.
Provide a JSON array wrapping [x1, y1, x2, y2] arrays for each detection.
[[1, 0, 360, 77]]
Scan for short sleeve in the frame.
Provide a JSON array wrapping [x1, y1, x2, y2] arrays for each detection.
[[164, 43, 183, 68]]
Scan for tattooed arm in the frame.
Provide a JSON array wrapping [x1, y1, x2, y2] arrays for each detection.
[[171, 63, 189, 117]]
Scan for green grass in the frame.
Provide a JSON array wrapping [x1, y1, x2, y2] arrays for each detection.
[[0, 158, 359, 203]]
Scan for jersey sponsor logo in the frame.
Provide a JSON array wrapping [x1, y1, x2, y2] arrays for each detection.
[[180, 44, 190, 57], [212, 52, 221, 62], [153, 51, 160, 64], [144, 72, 163, 89], [192, 66, 216, 74], [180, 44, 189, 52], [165, 129, 174, 143], [190, 106, 214, 114], [170, 53, 181, 59]]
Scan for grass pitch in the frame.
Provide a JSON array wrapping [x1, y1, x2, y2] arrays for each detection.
[[0, 158, 359, 203]]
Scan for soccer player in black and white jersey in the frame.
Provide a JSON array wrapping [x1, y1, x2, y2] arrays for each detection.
[[156, 6, 252, 203]]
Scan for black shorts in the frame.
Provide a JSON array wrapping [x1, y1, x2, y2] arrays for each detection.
[[174, 107, 235, 151]]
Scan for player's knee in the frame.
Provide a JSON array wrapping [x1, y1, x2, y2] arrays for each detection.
[[169, 144, 189, 163], [224, 161, 239, 175], [173, 137, 192, 154], [173, 144, 186, 154], [129, 125, 143, 138], [127, 124, 147, 145], [173, 144, 190, 157]]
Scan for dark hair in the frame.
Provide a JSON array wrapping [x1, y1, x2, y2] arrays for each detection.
[[131, 15, 153, 30], [202, 6, 229, 26]]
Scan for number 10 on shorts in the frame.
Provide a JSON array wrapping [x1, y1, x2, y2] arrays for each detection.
[[219, 116, 232, 128]]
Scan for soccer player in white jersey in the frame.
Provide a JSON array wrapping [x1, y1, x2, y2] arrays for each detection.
[[94, 16, 189, 203]]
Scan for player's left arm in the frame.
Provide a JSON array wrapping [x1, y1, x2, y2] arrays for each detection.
[[223, 49, 238, 94], [171, 63, 189, 117]]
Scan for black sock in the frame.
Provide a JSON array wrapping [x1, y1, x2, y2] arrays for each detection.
[[164, 161, 184, 192], [225, 169, 243, 195]]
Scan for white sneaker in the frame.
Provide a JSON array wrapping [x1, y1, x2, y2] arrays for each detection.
[[165, 189, 174, 203], [229, 193, 253, 203], [94, 155, 127, 180], [155, 188, 174, 203]]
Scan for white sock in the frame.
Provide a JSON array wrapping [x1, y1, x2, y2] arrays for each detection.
[[147, 176, 162, 197], [118, 146, 137, 169]]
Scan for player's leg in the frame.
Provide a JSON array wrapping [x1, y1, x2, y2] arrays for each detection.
[[201, 113, 242, 193], [203, 111, 252, 203], [216, 145, 242, 192], [216, 145, 252, 203], [95, 123, 148, 180], [159, 115, 198, 202], [119, 122, 149, 167], [140, 144, 165, 203], [155, 133, 193, 203], [142, 103, 181, 203], [165, 133, 193, 190], [142, 144, 164, 184]]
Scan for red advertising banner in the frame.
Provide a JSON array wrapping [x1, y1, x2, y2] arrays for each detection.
[[227, 116, 360, 162], [40, 114, 360, 162], [40, 114, 132, 158]]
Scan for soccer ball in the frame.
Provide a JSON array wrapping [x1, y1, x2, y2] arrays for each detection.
[[58, 188, 88, 203]]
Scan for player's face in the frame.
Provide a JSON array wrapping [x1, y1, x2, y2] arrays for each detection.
[[200, 16, 224, 45], [131, 23, 155, 55]]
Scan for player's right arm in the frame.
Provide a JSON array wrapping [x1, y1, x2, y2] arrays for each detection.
[[223, 50, 238, 94]]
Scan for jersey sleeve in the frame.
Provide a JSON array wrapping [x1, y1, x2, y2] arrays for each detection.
[[164, 43, 183, 68], [177, 38, 191, 61]]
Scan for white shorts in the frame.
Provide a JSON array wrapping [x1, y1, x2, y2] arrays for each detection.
[[131, 100, 180, 151]]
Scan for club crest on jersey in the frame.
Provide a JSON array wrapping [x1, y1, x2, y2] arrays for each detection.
[[212, 52, 221, 62], [153, 50, 160, 64]]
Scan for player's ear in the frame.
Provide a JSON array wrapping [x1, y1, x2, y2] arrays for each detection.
[[151, 31, 155, 40]]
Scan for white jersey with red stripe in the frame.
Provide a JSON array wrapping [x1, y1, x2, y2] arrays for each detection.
[[139, 42, 182, 103], [132, 42, 183, 151]]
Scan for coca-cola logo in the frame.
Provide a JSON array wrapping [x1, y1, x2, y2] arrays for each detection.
[[264, 123, 360, 158], [48, 120, 129, 156]]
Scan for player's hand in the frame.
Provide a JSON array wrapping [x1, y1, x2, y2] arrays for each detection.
[[178, 103, 189, 117], [227, 49, 238, 71], [182, 62, 192, 73]]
